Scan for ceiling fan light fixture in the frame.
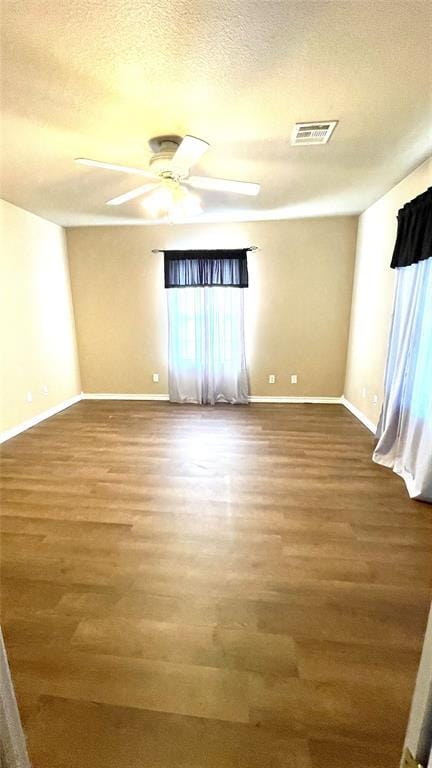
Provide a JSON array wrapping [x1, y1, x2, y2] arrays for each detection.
[[141, 185, 173, 217], [140, 182, 202, 220], [172, 190, 203, 220]]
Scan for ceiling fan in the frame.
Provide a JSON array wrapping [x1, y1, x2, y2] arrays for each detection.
[[75, 135, 260, 216]]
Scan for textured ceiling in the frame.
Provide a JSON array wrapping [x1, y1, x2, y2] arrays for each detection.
[[1, 0, 431, 226]]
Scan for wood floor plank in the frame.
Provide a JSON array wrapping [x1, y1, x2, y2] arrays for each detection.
[[1, 400, 431, 767], [309, 738, 398, 768], [249, 672, 406, 746], [71, 616, 299, 675], [24, 696, 313, 768], [10, 645, 250, 723]]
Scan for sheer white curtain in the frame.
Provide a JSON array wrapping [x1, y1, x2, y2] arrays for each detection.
[[373, 258, 432, 501], [167, 286, 248, 405]]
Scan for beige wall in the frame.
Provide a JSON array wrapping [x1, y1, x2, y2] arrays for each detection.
[[0, 200, 81, 434], [344, 157, 432, 427], [66, 217, 357, 398]]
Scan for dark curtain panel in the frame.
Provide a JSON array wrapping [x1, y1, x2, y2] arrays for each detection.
[[391, 186, 432, 269], [164, 249, 249, 288]]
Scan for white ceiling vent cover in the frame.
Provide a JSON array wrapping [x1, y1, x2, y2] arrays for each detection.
[[291, 121, 338, 146]]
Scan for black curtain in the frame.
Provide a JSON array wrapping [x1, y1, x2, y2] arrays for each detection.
[[164, 249, 249, 288], [391, 186, 432, 269]]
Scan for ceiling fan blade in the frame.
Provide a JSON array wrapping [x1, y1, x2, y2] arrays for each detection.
[[187, 175, 260, 196], [106, 182, 160, 206], [75, 158, 157, 179], [172, 136, 210, 171]]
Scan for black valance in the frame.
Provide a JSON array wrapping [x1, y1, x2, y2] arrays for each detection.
[[391, 186, 432, 269], [164, 249, 249, 288]]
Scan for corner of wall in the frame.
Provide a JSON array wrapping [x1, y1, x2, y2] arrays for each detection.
[[0, 200, 82, 435], [342, 156, 432, 433]]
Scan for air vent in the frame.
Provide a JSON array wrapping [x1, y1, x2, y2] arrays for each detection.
[[291, 120, 338, 146]]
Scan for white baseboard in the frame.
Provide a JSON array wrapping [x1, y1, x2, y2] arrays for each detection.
[[0, 392, 378, 443], [341, 396, 377, 434], [82, 393, 170, 401], [248, 396, 342, 404], [82, 393, 342, 405], [0, 394, 82, 444]]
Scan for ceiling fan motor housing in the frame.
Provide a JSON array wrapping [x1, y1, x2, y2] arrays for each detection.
[[148, 135, 186, 180]]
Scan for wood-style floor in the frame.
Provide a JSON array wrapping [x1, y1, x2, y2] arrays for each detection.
[[1, 401, 432, 768]]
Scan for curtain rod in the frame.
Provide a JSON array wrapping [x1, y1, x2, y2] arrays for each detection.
[[151, 246, 258, 253]]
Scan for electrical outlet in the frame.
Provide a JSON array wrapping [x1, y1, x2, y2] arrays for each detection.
[[291, 374, 298, 384], [42, 385, 48, 395], [268, 375, 276, 384], [372, 394, 378, 405], [26, 391, 33, 403], [152, 373, 160, 383]]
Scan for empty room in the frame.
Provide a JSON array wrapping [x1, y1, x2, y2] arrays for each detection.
[[1, 1, 432, 767]]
